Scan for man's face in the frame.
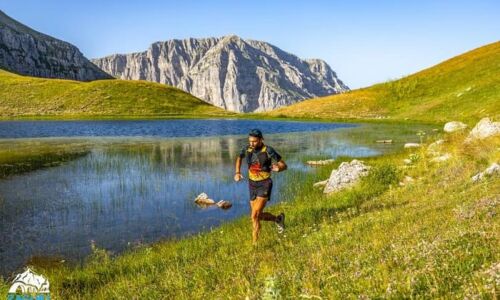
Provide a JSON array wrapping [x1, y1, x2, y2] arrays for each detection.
[[248, 136, 262, 149]]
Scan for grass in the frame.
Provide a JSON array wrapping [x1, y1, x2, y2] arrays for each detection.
[[0, 140, 91, 178], [1, 129, 498, 298], [0, 40, 498, 299], [265, 41, 500, 125], [0, 69, 234, 119]]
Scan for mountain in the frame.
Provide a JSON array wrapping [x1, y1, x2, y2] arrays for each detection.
[[0, 10, 111, 81], [266, 41, 500, 124], [0, 69, 231, 119], [92, 35, 349, 112]]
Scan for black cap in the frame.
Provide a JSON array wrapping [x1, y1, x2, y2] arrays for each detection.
[[249, 128, 263, 138]]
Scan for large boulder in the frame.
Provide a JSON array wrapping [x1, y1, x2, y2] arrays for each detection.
[[443, 121, 468, 133], [323, 160, 370, 194], [466, 118, 500, 141]]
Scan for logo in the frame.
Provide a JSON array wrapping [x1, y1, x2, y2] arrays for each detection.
[[7, 268, 50, 300]]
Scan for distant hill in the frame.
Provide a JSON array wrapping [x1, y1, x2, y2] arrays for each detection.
[[92, 35, 349, 113], [0, 69, 231, 119], [266, 41, 500, 124], [0, 10, 111, 81]]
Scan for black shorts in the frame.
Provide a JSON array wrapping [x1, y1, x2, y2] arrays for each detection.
[[249, 178, 273, 201]]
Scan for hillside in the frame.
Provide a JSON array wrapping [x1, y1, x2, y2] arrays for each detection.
[[266, 41, 500, 124], [0, 69, 232, 119]]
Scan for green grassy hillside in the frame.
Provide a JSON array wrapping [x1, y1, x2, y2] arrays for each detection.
[[0, 69, 233, 119], [266, 41, 500, 125], [1, 129, 497, 299]]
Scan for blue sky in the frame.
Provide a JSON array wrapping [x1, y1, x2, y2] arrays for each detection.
[[1, 0, 499, 88]]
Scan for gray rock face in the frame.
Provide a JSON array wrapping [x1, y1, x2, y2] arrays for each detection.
[[0, 10, 111, 81], [466, 117, 500, 141], [92, 35, 349, 112], [323, 159, 370, 194]]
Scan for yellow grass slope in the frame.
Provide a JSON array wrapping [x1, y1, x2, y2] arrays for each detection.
[[267, 41, 500, 124]]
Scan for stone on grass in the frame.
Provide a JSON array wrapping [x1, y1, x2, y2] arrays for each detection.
[[399, 176, 415, 186], [444, 121, 467, 133], [430, 153, 452, 163], [323, 160, 370, 194], [404, 143, 421, 149], [471, 163, 500, 182], [466, 118, 500, 141]]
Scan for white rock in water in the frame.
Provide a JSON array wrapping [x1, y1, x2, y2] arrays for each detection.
[[466, 118, 500, 141], [404, 143, 421, 148], [323, 160, 370, 194], [216, 200, 232, 209], [195, 193, 215, 205], [444, 121, 468, 133]]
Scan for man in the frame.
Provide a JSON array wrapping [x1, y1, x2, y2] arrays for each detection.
[[234, 129, 287, 244]]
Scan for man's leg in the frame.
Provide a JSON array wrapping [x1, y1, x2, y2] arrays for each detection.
[[250, 196, 278, 244]]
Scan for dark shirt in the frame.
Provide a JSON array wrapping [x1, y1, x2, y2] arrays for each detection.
[[239, 144, 282, 181]]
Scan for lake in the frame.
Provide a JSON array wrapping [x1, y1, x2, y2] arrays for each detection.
[[0, 119, 432, 275]]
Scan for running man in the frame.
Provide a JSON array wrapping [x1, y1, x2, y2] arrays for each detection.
[[234, 129, 287, 244]]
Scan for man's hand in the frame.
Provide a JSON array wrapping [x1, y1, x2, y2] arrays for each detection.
[[234, 173, 244, 182], [272, 160, 287, 172]]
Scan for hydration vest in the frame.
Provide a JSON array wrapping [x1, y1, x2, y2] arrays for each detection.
[[245, 145, 272, 181]]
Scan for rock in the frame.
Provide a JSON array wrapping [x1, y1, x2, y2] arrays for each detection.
[[92, 35, 349, 113], [466, 118, 500, 141], [323, 160, 370, 194], [195, 193, 232, 209], [376, 140, 393, 143], [472, 163, 500, 182], [399, 176, 414, 186], [194, 193, 215, 205], [443, 121, 468, 133], [306, 159, 335, 166], [0, 10, 111, 81], [427, 139, 445, 156], [430, 153, 451, 163], [428, 139, 445, 148], [313, 179, 328, 188], [216, 200, 232, 209], [404, 143, 421, 149]]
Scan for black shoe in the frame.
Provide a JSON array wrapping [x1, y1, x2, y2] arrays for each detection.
[[276, 213, 285, 234]]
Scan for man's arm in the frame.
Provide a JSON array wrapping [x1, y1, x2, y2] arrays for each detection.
[[268, 146, 287, 172], [234, 156, 243, 181]]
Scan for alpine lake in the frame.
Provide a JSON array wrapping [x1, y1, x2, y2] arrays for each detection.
[[0, 119, 436, 275]]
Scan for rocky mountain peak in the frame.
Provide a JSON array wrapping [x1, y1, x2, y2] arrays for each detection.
[[0, 10, 111, 81], [92, 35, 349, 112]]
